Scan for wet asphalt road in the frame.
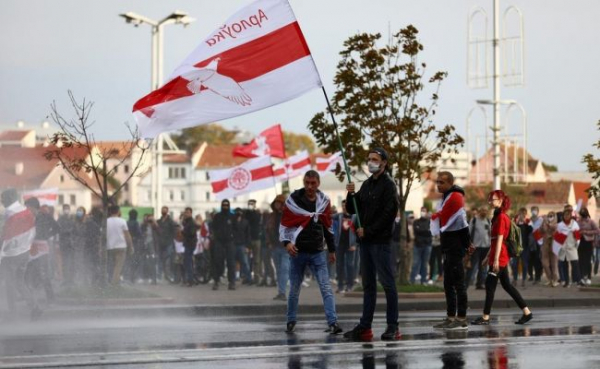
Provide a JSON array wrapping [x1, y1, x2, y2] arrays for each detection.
[[1, 308, 599, 368]]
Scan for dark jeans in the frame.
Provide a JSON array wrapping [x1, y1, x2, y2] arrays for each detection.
[[527, 249, 543, 281], [578, 239, 594, 280], [559, 259, 582, 285], [60, 242, 76, 285], [511, 249, 529, 282], [262, 245, 275, 282], [235, 245, 252, 283], [484, 267, 527, 315], [336, 248, 356, 291], [466, 247, 489, 288], [212, 242, 236, 284], [25, 254, 54, 302], [443, 253, 467, 317], [359, 242, 398, 329], [429, 246, 443, 278]]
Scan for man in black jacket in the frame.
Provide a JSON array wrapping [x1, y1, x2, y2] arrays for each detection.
[[343, 147, 400, 341], [211, 199, 236, 290], [181, 207, 198, 287], [233, 207, 252, 285], [244, 200, 263, 285]]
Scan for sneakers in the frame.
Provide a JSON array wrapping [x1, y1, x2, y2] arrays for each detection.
[[470, 317, 490, 326], [433, 318, 454, 330], [381, 325, 401, 341], [515, 313, 533, 325], [212, 283, 219, 291], [326, 322, 343, 335], [585, 278, 592, 286], [286, 321, 296, 333], [551, 281, 560, 287], [343, 325, 374, 341], [577, 280, 587, 287], [273, 293, 286, 301], [228, 283, 236, 290], [444, 319, 468, 330]]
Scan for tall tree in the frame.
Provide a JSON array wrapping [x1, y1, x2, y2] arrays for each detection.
[[173, 124, 239, 152], [44, 91, 149, 287], [283, 131, 316, 154], [308, 26, 464, 283], [583, 120, 600, 198]]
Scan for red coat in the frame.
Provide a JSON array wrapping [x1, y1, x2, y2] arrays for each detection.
[[489, 212, 511, 267]]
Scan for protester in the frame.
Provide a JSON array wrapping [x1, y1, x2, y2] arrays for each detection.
[[555, 209, 585, 287], [126, 209, 143, 283], [578, 207, 598, 285], [466, 207, 491, 289], [512, 208, 532, 287], [194, 215, 211, 284], [268, 195, 288, 301], [157, 206, 177, 280], [540, 211, 559, 286], [343, 147, 400, 341], [141, 213, 159, 284], [211, 200, 236, 290], [84, 207, 103, 287], [430, 171, 474, 331], [181, 207, 198, 287], [281, 170, 342, 335], [411, 207, 432, 285], [57, 204, 76, 286], [106, 205, 133, 286], [334, 200, 358, 293], [244, 199, 263, 285], [471, 190, 532, 326], [0, 189, 40, 319], [261, 208, 277, 287], [232, 207, 252, 285], [528, 206, 544, 285]]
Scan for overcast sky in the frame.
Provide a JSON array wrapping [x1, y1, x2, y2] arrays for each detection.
[[1, 0, 599, 171]]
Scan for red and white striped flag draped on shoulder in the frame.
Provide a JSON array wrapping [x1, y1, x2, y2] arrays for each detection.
[[279, 191, 332, 245], [0, 202, 36, 264], [132, 0, 322, 138]]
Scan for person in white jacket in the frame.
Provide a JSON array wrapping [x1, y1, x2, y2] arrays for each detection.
[[554, 209, 585, 287]]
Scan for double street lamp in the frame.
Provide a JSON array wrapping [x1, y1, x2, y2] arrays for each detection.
[[120, 11, 194, 216]]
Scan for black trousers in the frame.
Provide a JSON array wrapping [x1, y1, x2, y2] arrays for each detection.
[[211, 242, 236, 284], [429, 246, 443, 278], [466, 247, 489, 288], [443, 254, 468, 317], [484, 267, 527, 315], [578, 239, 594, 280]]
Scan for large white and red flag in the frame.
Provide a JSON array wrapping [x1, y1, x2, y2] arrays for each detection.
[[233, 124, 286, 158], [132, 0, 322, 138], [209, 156, 275, 200], [22, 188, 59, 207], [0, 201, 35, 264], [273, 150, 311, 182], [316, 152, 343, 177]]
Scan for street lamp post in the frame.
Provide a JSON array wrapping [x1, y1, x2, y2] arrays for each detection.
[[120, 11, 194, 216]]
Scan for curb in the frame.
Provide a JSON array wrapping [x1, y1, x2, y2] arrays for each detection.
[[54, 297, 175, 306], [344, 292, 445, 299]]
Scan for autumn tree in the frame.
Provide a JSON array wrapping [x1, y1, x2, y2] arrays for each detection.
[[44, 92, 149, 287], [308, 26, 464, 284], [583, 121, 600, 198]]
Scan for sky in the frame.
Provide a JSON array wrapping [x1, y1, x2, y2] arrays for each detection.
[[1, 0, 599, 171]]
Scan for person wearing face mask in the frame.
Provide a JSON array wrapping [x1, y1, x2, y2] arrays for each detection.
[[540, 211, 559, 286], [344, 147, 400, 341], [57, 204, 76, 286], [410, 207, 432, 285], [210, 199, 236, 290], [554, 209, 584, 287]]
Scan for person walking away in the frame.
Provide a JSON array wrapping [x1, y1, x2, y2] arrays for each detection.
[[157, 206, 177, 280], [233, 208, 252, 285], [211, 200, 236, 290], [268, 195, 289, 301], [430, 171, 474, 331], [281, 170, 342, 335], [181, 207, 198, 287], [343, 148, 400, 341], [540, 211, 559, 286], [334, 200, 358, 293], [24, 198, 59, 304], [57, 204, 76, 286], [555, 209, 585, 287], [528, 206, 544, 284], [577, 207, 598, 285], [466, 207, 491, 289], [411, 207, 433, 285], [1, 189, 40, 319], [471, 190, 533, 326], [106, 205, 133, 286]]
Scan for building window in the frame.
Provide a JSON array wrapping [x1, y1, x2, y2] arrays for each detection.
[[124, 165, 129, 174], [60, 175, 65, 183], [169, 190, 174, 201], [70, 194, 76, 205], [205, 172, 210, 181], [206, 192, 210, 201], [180, 190, 185, 201], [168, 167, 187, 179], [114, 166, 119, 174], [58, 194, 64, 205]]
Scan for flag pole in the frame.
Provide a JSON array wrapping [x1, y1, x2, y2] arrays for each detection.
[[321, 86, 362, 228]]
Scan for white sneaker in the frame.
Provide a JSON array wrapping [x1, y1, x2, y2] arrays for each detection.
[[586, 278, 592, 286], [427, 279, 434, 285], [302, 281, 310, 287]]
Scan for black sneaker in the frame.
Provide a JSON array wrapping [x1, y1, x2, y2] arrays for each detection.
[[272, 293, 286, 301], [515, 313, 533, 325], [343, 324, 373, 341], [212, 283, 219, 291], [470, 317, 490, 325], [326, 322, 343, 335], [228, 283, 236, 290], [381, 325, 401, 341], [444, 319, 468, 330], [286, 321, 296, 333]]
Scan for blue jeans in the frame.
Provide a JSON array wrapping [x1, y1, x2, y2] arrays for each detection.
[[287, 251, 337, 326], [336, 248, 357, 291], [410, 245, 432, 284], [359, 242, 398, 329], [272, 246, 290, 295], [183, 246, 195, 283], [235, 245, 252, 283]]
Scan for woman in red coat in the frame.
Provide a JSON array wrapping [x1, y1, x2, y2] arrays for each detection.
[[471, 190, 533, 325]]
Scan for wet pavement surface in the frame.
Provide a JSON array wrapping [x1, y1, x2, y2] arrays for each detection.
[[1, 308, 600, 368]]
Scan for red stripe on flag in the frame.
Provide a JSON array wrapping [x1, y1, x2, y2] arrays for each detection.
[[3, 209, 35, 241], [134, 22, 311, 113], [211, 165, 274, 194], [274, 167, 286, 176], [316, 162, 329, 171], [291, 157, 311, 170]]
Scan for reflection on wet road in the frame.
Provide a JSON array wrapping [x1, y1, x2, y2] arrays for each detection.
[[1, 308, 599, 368]]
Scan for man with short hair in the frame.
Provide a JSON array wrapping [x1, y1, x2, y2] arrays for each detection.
[[430, 171, 474, 330], [344, 147, 400, 341], [281, 170, 342, 335], [106, 205, 133, 285]]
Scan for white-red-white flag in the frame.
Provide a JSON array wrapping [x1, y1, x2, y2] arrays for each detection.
[[316, 152, 342, 177], [210, 156, 275, 200], [273, 150, 311, 183], [22, 188, 59, 207], [132, 0, 322, 138], [232, 124, 286, 158], [0, 201, 35, 264]]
